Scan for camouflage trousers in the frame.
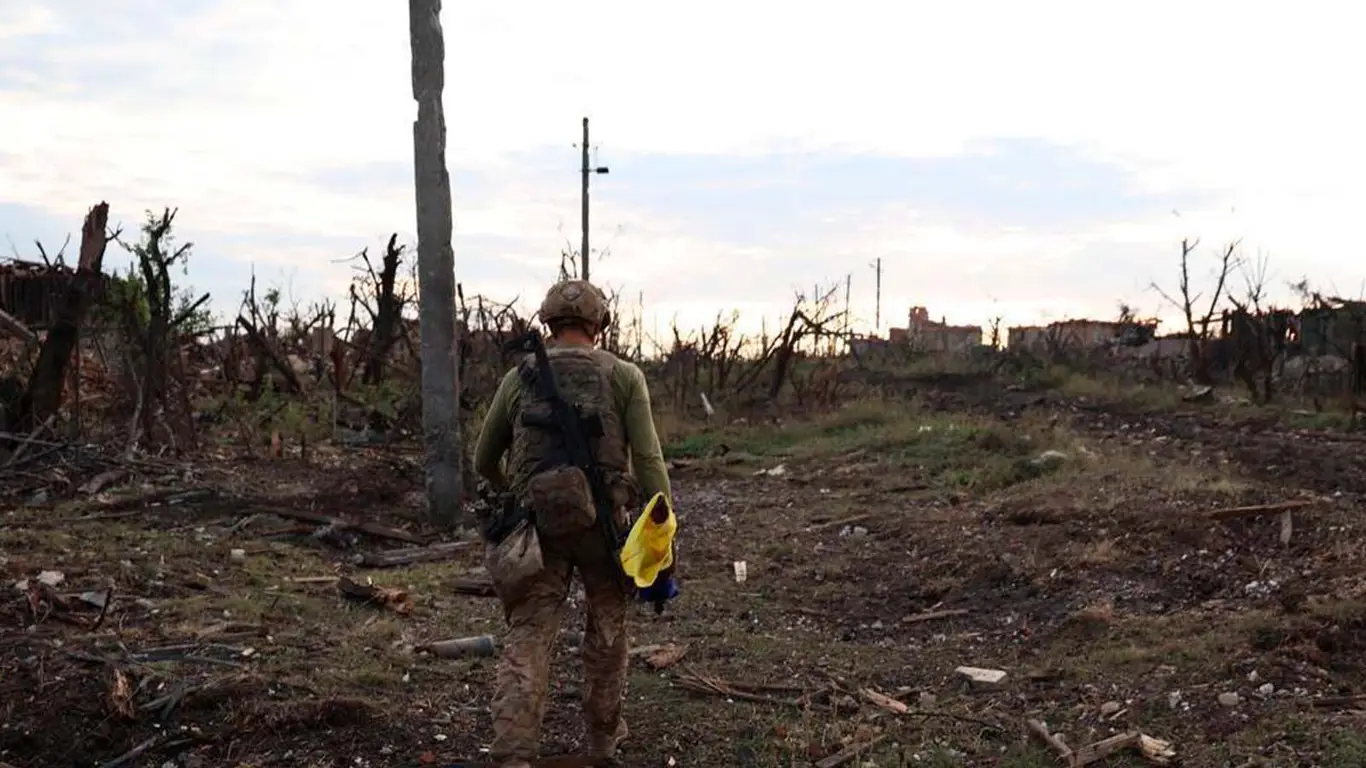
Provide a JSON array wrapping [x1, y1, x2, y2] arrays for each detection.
[[488, 525, 630, 764]]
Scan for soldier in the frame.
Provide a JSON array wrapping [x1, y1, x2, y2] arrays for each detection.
[[473, 279, 673, 768]]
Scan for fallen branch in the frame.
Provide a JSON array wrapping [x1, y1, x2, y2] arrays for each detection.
[[859, 688, 1001, 730], [91, 487, 219, 513], [801, 513, 872, 534], [674, 671, 810, 708], [1026, 720, 1174, 766], [0, 306, 36, 345], [260, 506, 424, 545], [351, 540, 473, 567], [3, 414, 55, 468], [902, 608, 969, 625], [1209, 499, 1317, 521], [1313, 693, 1366, 708], [96, 735, 162, 768], [815, 735, 887, 768], [451, 575, 496, 597], [337, 575, 413, 614], [1071, 732, 1140, 764], [1027, 718, 1074, 763]]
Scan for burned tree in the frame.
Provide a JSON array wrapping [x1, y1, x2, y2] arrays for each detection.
[[348, 234, 412, 385], [5, 203, 117, 434], [1152, 238, 1238, 384], [1225, 251, 1291, 404], [114, 208, 210, 454]]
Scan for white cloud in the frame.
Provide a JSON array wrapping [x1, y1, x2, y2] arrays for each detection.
[[3, 0, 1365, 340]]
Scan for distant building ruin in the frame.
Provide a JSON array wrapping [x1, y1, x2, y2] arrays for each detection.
[[904, 306, 982, 353], [0, 260, 113, 329]]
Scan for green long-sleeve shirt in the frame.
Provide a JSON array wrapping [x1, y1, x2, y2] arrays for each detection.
[[473, 355, 672, 508]]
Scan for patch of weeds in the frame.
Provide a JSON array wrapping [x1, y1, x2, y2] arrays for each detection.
[[1055, 611, 1268, 674], [1306, 598, 1366, 624], [1283, 409, 1354, 431], [997, 744, 1059, 768], [663, 399, 1073, 494], [1324, 729, 1366, 767], [1050, 369, 1184, 411]]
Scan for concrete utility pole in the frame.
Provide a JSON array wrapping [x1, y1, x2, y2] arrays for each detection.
[[870, 258, 882, 331], [409, 0, 462, 525], [579, 117, 610, 281], [844, 273, 852, 333]]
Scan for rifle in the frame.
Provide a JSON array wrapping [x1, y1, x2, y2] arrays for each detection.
[[503, 331, 629, 586]]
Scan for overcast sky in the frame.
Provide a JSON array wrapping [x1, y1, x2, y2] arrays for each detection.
[[2, 1, 1363, 340]]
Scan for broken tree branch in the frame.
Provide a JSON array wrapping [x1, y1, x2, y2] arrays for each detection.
[[1209, 499, 1318, 521], [0, 307, 36, 345]]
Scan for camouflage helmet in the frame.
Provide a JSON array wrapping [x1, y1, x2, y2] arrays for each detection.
[[539, 279, 610, 331]]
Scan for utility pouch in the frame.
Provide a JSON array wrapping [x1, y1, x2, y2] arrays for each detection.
[[484, 518, 544, 600], [526, 465, 597, 537]]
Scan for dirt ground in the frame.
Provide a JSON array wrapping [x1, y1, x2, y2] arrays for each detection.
[[4, 382, 1366, 767]]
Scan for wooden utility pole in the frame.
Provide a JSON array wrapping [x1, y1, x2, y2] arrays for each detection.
[[409, 0, 462, 526], [579, 117, 609, 282]]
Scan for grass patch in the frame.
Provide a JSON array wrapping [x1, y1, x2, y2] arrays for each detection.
[[1045, 610, 1280, 677], [1048, 367, 1185, 410], [1324, 730, 1366, 767], [662, 398, 1074, 492]]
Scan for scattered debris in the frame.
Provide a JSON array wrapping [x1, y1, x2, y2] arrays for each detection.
[[418, 635, 497, 659], [859, 688, 909, 715], [902, 608, 968, 625], [1313, 693, 1366, 709], [337, 575, 412, 615], [629, 643, 689, 670], [1027, 718, 1073, 763], [262, 506, 424, 546], [451, 573, 496, 597], [801, 513, 872, 534], [1138, 735, 1177, 763], [1182, 385, 1215, 403], [754, 464, 788, 477], [955, 666, 1007, 689], [351, 540, 474, 568], [1217, 692, 1240, 707], [287, 575, 341, 585], [674, 672, 816, 709], [814, 734, 886, 768], [13, 569, 65, 591], [106, 668, 135, 720], [732, 561, 748, 583], [857, 687, 1001, 729], [1030, 449, 1070, 472], [1208, 498, 1318, 521]]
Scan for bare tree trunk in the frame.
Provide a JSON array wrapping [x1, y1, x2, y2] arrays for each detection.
[[410, 0, 463, 526], [362, 234, 405, 385], [10, 203, 111, 432]]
